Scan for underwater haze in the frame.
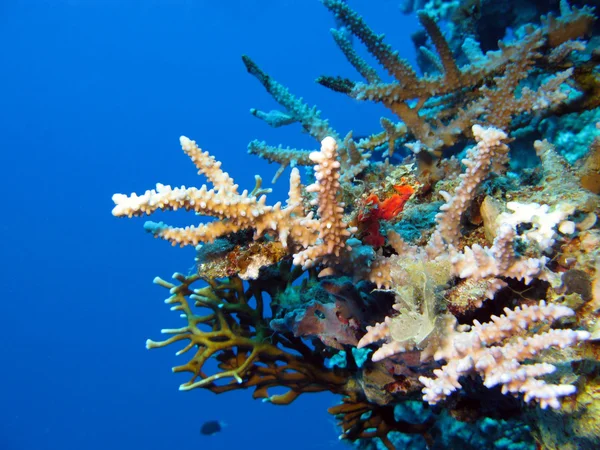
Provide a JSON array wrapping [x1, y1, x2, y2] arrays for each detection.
[[3, 0, 600, 449], [0, 1, 417, 450]]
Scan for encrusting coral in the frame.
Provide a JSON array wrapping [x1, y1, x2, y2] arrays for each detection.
[[112, 1, 600, 448]]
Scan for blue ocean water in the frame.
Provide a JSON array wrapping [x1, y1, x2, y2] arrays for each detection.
[[0, 1, 418, 449]]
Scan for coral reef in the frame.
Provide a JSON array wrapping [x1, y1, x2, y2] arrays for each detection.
[[112, 1, 600, 448]]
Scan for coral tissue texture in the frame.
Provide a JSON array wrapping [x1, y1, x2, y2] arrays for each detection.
[[112, 1, 600, 449]]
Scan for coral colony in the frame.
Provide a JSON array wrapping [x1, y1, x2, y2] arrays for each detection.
[[112, 1, 600, 448]]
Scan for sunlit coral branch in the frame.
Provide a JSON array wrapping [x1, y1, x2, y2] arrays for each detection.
[[451, 223, 549, 285], [112, 136, 320, 248], [329, 28, 381, 84], [428, 125, 509, 253], [419, 301, 590, 409], [293, 136, 357, 269], [113, 135, 357, 271], [322, 0, 418, 86], [543, 0, 596, 47], [416, 11, 460, 84]]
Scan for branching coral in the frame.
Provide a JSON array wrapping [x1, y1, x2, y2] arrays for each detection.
[[112, 136, 356, 270], [428, 125, 510, 251], [419, 301, 590, 409], [112, 1, 600, 448], [319, 0, 592, 155], [112, 136, 317, 248], [243, 55, 370, 184], [359, 124, 592, 410], [148, 272, 349, 403]]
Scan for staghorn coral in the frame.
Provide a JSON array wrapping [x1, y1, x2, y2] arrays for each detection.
[[418, 301, 590, 409], [112, 1, 600, 448], [112, 135, 357, 271], [319, 0, 592, 155], [243, 55, 371, 184], [112, 136, 317, 248]]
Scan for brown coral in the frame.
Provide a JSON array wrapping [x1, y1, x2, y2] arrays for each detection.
[[147, 273, 349, 404]]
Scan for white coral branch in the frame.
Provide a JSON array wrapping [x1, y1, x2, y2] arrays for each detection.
[[419, 301, 589, 409]]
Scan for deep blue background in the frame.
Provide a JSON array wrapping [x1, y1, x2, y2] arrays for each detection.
[[0, 1, 418, 449]]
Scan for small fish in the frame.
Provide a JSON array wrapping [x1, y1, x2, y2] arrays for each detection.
[[200, 420, 226, 436]]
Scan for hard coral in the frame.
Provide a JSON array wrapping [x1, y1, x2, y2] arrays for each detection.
[[112, 1, 600, 448]]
